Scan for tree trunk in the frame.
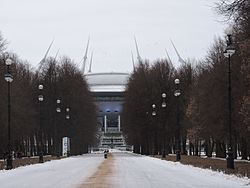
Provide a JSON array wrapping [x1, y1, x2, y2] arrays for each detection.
[[215, 140, 226, 158], [189, 142, 193, 156], [195, 139, 199, 156], [241, 137, 248, 160], [205, 139, 214, 157]]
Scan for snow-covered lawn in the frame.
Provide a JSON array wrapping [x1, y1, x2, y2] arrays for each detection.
[[111, 152, 250, 188], [0, 154, 104, 188]]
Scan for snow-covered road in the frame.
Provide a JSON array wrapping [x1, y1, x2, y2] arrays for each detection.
[[0, 152, 249, 188]]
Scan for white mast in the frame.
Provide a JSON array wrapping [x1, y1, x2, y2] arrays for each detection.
[[131, 51, 135, 71], [88, 51, 93, 73], [80, 37, 90, 74], [165, 49, 173, 65], [170, 39, 186, 64], [38, 39, 54, 71], [134, 37, 142, 63], [53, 49, 60, 62]]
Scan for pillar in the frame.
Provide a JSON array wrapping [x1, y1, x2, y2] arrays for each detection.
[[118, 115, 121, 132], [104, 115, 107, 133]]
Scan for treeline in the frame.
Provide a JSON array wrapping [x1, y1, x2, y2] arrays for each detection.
[[123, 0, 250, 159], [0, 38, 97, 157]]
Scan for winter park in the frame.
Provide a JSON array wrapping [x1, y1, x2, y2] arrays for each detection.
[[0, 0, 250, 187]]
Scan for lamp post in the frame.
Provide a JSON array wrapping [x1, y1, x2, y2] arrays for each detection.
[[223, 33, 236, 169], [65, 107, 70, 156], [161, 93, 167, 158], [65, 107, 70, 120], [38, 84, 44, 163], [4, 58, 13, 170], [174, 78, 181, 161], [152, 104, 156, 116], [55, 99, 61, 157]]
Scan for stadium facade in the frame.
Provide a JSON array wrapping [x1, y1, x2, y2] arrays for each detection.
[[85, 72, 129, 150]]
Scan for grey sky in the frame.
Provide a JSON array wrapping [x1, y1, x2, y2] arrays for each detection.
[[0, 0, 225, 73]]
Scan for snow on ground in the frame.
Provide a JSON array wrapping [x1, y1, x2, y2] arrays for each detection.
[[111, 152, 250, 188], [0, 152, 249, 188], [0, 154, 104, 188]]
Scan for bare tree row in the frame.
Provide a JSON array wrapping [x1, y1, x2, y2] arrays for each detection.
[[0, 39, 97, 158], [123, 0, 250, 159]]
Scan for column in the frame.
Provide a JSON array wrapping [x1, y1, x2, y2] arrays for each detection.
[[118, 115, 121, 132], [104, 115, 107, 133]]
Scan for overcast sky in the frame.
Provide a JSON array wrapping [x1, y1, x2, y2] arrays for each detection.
[[0, 0, 226, 73]]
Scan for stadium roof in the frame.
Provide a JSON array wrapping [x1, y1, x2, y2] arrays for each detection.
[[85, 72, 129, 92]]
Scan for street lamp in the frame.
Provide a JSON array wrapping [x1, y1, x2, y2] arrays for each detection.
[[65, 107, 70, 156], [56, 99, 61, 113], [55, 99, 61, 157], [174, 78, 181, 161], [38, 84, 44, 163], [161, 93, 167, 158], [4, 58, 13, 170], [152, 104, 156, 116], [65, 107, 70, 120], [162, 93, 167, 108], [223, 33, 236, 169]]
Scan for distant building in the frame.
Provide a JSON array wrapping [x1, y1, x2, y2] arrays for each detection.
[[85, 72, 129, 150]]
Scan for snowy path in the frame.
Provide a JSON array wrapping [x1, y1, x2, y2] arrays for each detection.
[[111, 152, 250, 188], [0, 154, 104, 188], [0, 152, 249, 188]]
